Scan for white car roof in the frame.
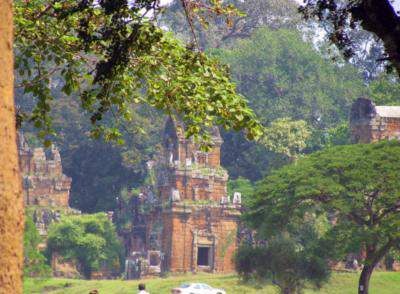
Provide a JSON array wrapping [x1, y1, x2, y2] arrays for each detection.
[[179, 283, 211, 287]]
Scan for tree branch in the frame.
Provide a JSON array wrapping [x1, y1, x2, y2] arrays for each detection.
[[221, 16, 247, 42], [375, 203, 400, 224], [348, 210, 368, 226], [350, 0, 400, 74], [366, 237, 398, 267]]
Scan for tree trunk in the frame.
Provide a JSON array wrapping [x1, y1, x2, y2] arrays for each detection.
[[358, 264, 374, 294], [358, 240, 396, 294], [0, 1, 24, 294]]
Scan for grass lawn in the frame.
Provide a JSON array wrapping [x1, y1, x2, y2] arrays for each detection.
[[23, 271, 400, 294]]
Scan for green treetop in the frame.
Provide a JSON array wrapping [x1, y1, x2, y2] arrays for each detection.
[[214, 27, 365, 181], [247, 141, 400, 294], [46, 213, 123, 279]]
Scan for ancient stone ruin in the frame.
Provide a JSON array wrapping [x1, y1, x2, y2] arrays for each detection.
[[18, 132, 79, 237], [123, 118, 241, 278], [18, 133, 72, 208], [350, 97, 400, 143], [18, 133, 81, 277]]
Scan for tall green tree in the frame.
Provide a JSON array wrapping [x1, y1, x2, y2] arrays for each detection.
[[213, 28, 365, 127], [46, 213, 123, 279], [261, 118, 311, 161], [369, 75, 400, 106], [236, 236, 330, 294], [214, 27, 366, 180], [248, 141, 400, 294]]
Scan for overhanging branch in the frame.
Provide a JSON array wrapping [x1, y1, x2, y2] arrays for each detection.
[[350, 0, 400, 74]]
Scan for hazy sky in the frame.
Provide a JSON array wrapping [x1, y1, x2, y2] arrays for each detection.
[[160, 0, 400, 14]]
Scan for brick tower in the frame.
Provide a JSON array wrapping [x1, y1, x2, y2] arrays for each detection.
[[158, 118, 241, 273], [123, 118, 241, 276]]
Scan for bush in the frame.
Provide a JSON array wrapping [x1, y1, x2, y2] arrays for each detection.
[[46, 213, 123, 279], [236, 237, 330, 294], [23, 213, 51, 277]]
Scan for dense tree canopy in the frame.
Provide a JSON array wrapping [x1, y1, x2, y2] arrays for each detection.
[[23, 211, 50, 277], [14, 0, 262, 147], [213, 28, 365, 126], [248, 141, 400, 294], [261, 118, 311, 161], [213, 27, 366, 180], [236, 236, 330, 294], [369, 75, 400, 105], [46, 213, 123, 279]]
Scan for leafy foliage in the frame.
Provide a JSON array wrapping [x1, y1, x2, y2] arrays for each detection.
[[369, 75, 400, 106], [261, 118, 311, 160], [23, 212, 51, 277], [214, 27, 365, 180], [161, 0, 302, 49], [248, 141, 400, 294], [46, 213, 123, 279], [306, 123, 351, 152], [236, 237, 330, 294], [212, 28, 365, 127], [14, 0, 262, 148]]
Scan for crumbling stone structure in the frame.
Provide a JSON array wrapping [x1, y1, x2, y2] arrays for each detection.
[[123, 118, 241, 277], [18, 133, 72, 207], [18, 133, 78, 234], [18, 133, 81, 277], [350, 98, 400, 143]]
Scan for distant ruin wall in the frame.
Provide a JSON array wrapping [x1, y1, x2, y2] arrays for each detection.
[[350, 98, 400, 143], [18, 133, 72, 208]]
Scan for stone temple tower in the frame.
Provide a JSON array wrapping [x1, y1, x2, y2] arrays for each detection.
[[158, 118, 241, 273], [123, 118, 241, 276]]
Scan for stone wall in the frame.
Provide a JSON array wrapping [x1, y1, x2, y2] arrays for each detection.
[[350, 98, 400, 143], [18, 133, 71, 208], [162, 204, 240, 273]]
